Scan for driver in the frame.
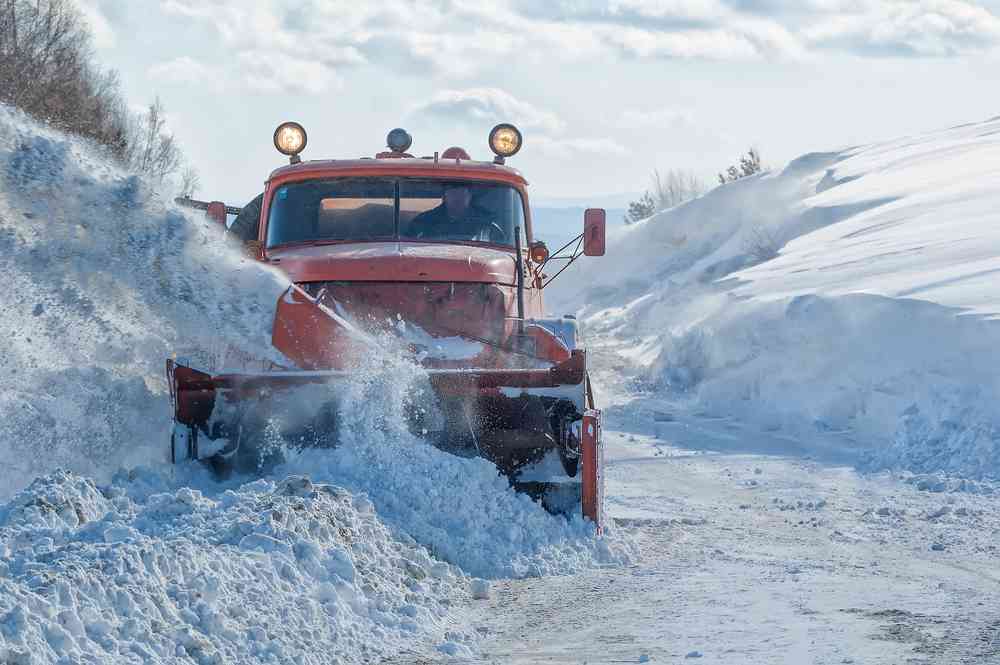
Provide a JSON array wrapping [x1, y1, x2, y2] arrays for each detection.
[[410, 185, 504, 243]]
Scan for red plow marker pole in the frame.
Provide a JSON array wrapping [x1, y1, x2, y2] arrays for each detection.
[[581, 409, 604, 533]]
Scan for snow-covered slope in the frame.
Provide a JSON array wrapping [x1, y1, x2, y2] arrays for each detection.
[[552, 116, 1000, 480], [0, 105, 635, 663], [0, 105, 291, 493], [734, 120, 1000, 314]]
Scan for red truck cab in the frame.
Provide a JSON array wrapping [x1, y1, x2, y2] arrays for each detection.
[[245, 124, 606, 360]]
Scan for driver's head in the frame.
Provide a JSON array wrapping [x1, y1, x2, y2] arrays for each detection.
[[443, 186, 471, 219]]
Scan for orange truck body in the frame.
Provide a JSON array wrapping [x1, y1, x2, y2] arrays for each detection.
[[170, 140, 606, 530]]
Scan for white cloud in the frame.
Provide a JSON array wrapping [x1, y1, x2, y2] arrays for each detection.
[[155, 0, 1000, 98], [161, 0, 367, 93], [408, 88, 624, 161], [156, 0, 803, 95], [609, 0, 731, 21], [536, 136, 630, 157], [238, 52, 342, 95], [804, 1, 1000, 56], [607, 25, 766, 58], [408, 89, 565, 133], [618, 108, 697, 129], [148, 57, 216, 85]]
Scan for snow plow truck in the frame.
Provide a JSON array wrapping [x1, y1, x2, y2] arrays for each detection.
[[168, 122, 607, 529]]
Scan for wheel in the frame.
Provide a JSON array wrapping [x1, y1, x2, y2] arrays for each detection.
[[559, 446, 579, 477]]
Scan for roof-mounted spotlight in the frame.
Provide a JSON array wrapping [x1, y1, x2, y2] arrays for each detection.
[[489, 123, 522, 164], [274, 121, 307, 164], [387, 128, 413, 154]]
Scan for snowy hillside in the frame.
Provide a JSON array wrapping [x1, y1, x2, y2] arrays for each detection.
[[0, 105, 292, 493], [0, 105, 635, 663], [552, 116, 1000, 480]]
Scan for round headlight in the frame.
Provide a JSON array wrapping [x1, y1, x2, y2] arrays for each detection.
[[489, 123, 522, 158], [387, 128, 413, 153], [273, 121, 307, 156]]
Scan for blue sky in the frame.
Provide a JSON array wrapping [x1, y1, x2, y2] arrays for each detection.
[[78, 0, 1000, 205]]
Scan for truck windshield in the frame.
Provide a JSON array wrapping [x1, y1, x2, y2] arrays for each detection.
[[266, 178, 524, 248]]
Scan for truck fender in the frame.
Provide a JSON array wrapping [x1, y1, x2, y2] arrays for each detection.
[[525, 316, 579, 351]]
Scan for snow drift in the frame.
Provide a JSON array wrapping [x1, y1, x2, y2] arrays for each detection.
[[552, 116, 1000, 479], [0, 104, 290, 493], [0, 470, 470, 664]]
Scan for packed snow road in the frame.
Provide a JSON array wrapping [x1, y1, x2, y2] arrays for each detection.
[[443, 342, 1000, 665]]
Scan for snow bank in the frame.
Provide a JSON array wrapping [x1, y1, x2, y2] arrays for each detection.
[[0, 469, 471, 663], [552, 116, 1000, 479]]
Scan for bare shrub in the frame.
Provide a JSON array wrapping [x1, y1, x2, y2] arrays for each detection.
[[1, 1, 190, 185], [651, 169, 704, 210], [0, 0, 129, 155], [744, 224, 781, 263], [626, 169, 705, 224], [124, 98, 181, 184], [178, 166, 201, 198]]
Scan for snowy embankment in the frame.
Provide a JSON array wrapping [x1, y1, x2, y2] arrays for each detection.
[[0, 470, 469, 664], [0, 106, 287, 491], [551, 116, 1000, 480], [0, 105, 634, 663]]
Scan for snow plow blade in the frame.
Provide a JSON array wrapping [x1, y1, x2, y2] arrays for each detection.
[[166, 350, 603, 528], [167, 351, 586, 395]]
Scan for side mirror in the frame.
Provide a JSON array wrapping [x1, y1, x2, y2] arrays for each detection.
[[583, 208, 606, 257]]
